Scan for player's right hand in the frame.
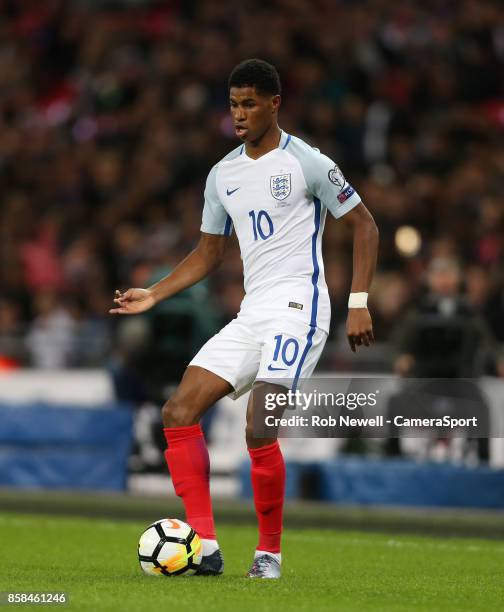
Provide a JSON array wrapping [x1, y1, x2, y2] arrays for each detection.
[[109, 288, 156, 315]]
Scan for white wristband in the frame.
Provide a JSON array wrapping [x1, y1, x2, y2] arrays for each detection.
[[348, 292, 368, 309]]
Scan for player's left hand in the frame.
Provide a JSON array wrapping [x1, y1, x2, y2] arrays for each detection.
[[346, 308, 374, 352]]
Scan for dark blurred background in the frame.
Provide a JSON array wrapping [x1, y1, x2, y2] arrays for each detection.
[[1, 0, 504, 507], [0, 0, 503, 385]]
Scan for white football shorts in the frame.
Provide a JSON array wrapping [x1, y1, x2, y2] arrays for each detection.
[[189, 310, 328, 399]]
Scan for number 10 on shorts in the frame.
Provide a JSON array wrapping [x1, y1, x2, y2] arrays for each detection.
[[272, 334, 300, 367]]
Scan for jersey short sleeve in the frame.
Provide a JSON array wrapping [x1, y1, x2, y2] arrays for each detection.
[[289, 138, 362, 219], [200, 164, 233, 236]]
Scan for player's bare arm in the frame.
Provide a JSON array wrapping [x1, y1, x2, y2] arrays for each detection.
[[342, 202, 379, 352], [109, 232, 228, 315]]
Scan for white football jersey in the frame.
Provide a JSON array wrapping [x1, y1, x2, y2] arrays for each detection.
[[201, 131, 362, 333]]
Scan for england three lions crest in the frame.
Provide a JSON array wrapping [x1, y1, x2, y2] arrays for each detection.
[[270, 173, 291, 201]]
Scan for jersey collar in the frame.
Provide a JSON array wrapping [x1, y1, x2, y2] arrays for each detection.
[[240, 130, 291, 159], [278, 130, 291, 149]]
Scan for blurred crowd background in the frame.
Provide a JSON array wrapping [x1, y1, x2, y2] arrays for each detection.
[[0, 0, 503, 387]]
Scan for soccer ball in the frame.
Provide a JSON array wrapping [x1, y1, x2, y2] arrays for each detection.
[[138, 518, 202, 577]]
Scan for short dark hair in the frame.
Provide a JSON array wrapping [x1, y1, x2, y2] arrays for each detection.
[[228, 59, 281, 96]]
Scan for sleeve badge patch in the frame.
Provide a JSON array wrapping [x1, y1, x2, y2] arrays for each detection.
[[328, 165, 346, 190], [337, 185, 355, 203]]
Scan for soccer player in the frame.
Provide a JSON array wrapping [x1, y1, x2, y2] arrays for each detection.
[[110, 59, 378, 578]]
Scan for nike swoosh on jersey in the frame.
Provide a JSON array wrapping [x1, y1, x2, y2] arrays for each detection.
[[267, 365, 287, 371], [226, 187, 240, 196]]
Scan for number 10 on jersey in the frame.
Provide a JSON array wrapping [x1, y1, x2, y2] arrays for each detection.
[[248, 209, 274, 240]]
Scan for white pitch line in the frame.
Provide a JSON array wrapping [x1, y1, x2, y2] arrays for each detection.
[[287, 534, 504, 554], [1, 515, 503, 554]]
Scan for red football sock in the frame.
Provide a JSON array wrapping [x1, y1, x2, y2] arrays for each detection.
[[248, 441, 285, 554], [163, 424, 216, 540]]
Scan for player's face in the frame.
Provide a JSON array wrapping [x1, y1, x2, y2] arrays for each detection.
[[230, 86, 280, 143]]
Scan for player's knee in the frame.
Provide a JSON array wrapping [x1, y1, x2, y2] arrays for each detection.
[[162, 397, 194, 428], [245, 422, 276, 449]]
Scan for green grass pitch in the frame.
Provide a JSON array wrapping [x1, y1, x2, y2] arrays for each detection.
[[0, 512, 502, 611]]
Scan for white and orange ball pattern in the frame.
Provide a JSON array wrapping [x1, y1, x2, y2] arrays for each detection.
[[138, 518, 202, 577]]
